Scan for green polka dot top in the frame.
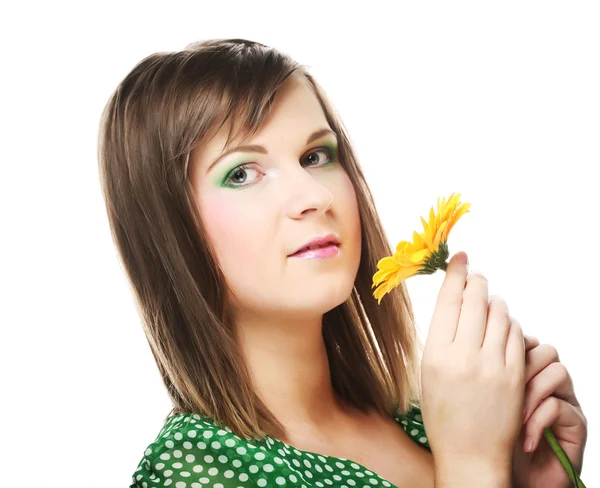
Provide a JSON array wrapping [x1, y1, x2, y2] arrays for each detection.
[[130, 402, 429, 488]]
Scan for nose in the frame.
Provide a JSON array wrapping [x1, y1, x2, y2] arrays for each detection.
[[283, 165, 333, 218]]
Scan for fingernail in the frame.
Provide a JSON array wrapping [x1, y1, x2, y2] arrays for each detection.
[[524, 436, 534, 452]]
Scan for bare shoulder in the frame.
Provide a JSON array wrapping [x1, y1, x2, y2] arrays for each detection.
[[355, 408, 434, 488], [285, 406, 434, 488]]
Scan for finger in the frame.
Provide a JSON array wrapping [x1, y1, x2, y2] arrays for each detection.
[[524, 334, 540, 352], [525, 343, 560, 384], [523, 362, 576, 423], [523, 396, 584, 454], [429, 251, 469, 346], [454, 271, 489, 348], [505, 316, 526, 377], [481, 296, 511, 360]]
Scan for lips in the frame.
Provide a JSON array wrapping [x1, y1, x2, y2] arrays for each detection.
[[289, 233, 340, 256]]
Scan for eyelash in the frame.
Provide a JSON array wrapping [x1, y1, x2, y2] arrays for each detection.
[[221, 146, 338, 189]]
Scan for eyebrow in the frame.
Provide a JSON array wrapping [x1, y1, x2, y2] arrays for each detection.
[[205, 127, 337, 173]]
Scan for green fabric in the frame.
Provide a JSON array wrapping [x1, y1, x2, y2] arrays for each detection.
[[130, 403, 429, 488]]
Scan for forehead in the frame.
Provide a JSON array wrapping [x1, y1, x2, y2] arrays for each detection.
[[193, 75, 329, 166]]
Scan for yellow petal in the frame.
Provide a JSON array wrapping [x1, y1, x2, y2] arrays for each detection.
[[372, 193, 470, 304]]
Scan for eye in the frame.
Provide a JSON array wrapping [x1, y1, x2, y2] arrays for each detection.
[[223, 163, 260, 188], [301, 147, 336, 168]]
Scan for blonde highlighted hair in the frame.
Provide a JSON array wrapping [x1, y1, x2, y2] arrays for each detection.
[[97, 38, 423, 441]]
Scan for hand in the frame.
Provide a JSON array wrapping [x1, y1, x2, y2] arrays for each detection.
[[421, 251, 526, 472], [511, 335, 588, 488]]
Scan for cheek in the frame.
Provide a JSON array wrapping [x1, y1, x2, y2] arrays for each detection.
[[201, 195, 245, 257], [199, 194, 268, 272], [340, 173, 361, 229]]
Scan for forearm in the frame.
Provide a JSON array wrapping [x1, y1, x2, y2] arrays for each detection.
[[434, 458, 513, 488]]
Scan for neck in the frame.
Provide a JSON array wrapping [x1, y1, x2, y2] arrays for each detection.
[[234, 312, 349, 432]]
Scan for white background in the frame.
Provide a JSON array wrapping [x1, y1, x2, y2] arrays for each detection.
[[1, 1, 598, 486]]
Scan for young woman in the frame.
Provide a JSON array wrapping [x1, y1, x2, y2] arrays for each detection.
[[98, 38, 587, 488]]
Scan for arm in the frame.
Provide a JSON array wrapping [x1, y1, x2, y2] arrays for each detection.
[[434, 458, 513, 488]]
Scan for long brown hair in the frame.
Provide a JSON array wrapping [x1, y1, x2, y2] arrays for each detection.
[[97, 38, 423, 441]]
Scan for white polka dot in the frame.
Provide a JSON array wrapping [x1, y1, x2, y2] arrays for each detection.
[[263, 464, 274, 472], [183, 441, 193, 449], [155, 463, 164, 470], [255, 452, 266, 461], [208, 467, 219, 476], [204, 455, 214, 463], [202, 430, 213, 439], [257, 480, 267, 487], [211, 441, 221, 449], [165, 440, 174, 449], [145, 448, 152, 456], [236, 446, 247, 455], [410, 429, 419, 436], [239, 473, 249, 481], [173, 450, 183, 458], [196, 441, 207, 449], [187, 430, 197, 438], [225, 439, 236, 447], [276, 477, 286, 485], [180, 472, 190, 477], [185, 454, 195, 462], [160, 453, 171, 461], [249, 465, 259, 473], [192, 465, 203, 473], [224, 470, 234, 478], [218, 455, 228, 463], [419, 436, 428, 443], [174, 433, 183, 440], [164, 480, 172, 486], [175, 482, 186, 488], [164, 470, 173, 477]]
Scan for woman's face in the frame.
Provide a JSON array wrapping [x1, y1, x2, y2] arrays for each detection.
[[189, 75, 362, 320]]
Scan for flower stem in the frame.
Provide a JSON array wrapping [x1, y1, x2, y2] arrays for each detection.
[[543, 428, 586, 487]]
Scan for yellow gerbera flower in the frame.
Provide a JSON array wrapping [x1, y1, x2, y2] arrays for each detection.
[[371, 193, 471, 305]]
